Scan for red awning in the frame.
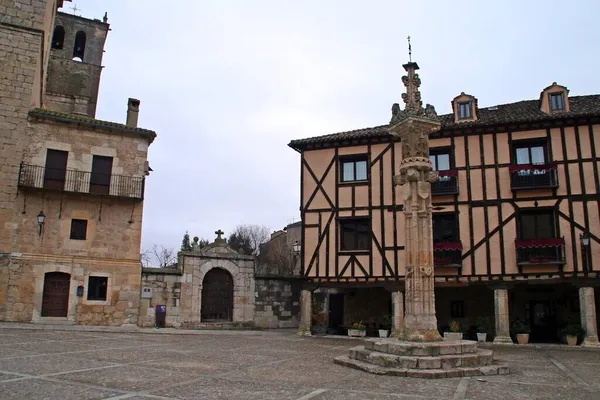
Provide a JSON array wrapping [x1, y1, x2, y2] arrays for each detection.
[[514, 237, 565, 248], [433, 242, 463, 251], [438, 169, 458, 177]]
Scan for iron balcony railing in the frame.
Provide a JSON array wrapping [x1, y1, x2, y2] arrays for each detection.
[[18, 163, 145, 200], [431, 170, 459, 195], [515, 237, 565, 265], [433, 241, 462, 267], [509, 163, 559, 190]]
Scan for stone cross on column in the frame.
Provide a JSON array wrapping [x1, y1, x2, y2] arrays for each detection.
[[390, 60, 442, 342]]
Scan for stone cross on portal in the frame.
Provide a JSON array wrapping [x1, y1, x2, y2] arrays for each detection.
[[215, 230, 224, 240], [70, 4, 81, 16]]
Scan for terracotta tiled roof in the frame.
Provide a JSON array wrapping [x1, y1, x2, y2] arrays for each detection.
[[29, 108, 157, 142], [289, 95, 600, 150]]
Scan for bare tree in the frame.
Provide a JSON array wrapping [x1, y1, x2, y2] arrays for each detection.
[[141, 244, 176, 268], [228, 224, 270, 256]]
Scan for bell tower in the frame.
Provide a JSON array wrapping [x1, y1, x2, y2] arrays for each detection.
[[44, 11, 110, 117]]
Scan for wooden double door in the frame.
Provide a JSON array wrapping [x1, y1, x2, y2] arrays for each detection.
[[41, 272, 70, 317], [201, 268, 233, 322]]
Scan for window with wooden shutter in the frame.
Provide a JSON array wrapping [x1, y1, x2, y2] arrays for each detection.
[[43, 149, 68, 190], [89, 155, 112, 195]]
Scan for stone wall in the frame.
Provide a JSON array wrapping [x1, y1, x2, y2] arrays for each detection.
[[138, 268, 182, 328], [254, 277, 302, 329]]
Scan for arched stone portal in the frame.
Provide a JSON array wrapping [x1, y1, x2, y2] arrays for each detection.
[[41, 272, 70, 317], [201, 268, 234, 321]]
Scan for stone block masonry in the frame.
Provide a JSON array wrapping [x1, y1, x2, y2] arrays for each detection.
[[254, 277, 301, 329]]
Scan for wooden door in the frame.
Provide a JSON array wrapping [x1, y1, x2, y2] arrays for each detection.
[[201, 268, 233, 322], [328, 293, 344, 333], [89, 155, 112, 195], [41, 272, 70, 317], [529, 300, 557, 343], [43, 149, 68, 190]]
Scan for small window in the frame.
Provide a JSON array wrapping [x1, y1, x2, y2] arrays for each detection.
[[450, 301, 465, 318], [52, 26, 65, 49], [87, 276, 107, 301], [549, 93, 565, 111], [429, 150, 451, 171], [73, 30, 86, 61], [70, 219, 87, 240], [341, 156, 368, 182], [519, 210, 556, 240], [340, 218, 370, 251], [433, 213, 459, 243], [513, 141, 547, 166], [458, 102, 472, 119]]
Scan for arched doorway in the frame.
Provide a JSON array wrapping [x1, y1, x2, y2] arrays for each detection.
[[41, 272, 70, 317], [201, 268, 233, 322]]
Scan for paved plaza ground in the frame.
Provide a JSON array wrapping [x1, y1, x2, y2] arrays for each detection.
[[0, 327, 598, 399]]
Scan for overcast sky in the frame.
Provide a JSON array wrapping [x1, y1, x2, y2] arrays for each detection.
[[62, 0, 600, 251]]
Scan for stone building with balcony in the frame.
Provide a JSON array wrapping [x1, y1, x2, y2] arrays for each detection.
[[289, 64, 600, 344], [0, 1, 156, 326]]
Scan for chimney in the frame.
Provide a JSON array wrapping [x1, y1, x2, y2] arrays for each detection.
[[126, 98, 140, 127]]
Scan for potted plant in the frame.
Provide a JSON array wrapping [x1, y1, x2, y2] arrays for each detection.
[[379, 313, 392, 338], [512, 320, 530, 344], [561, 323, 585, 346], [348, 321, 366, 338], [311, 310, 328, 336], [475, 316, 489, 342], [444, 320, 463, 341]]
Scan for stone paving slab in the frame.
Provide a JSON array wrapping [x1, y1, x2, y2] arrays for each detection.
[[0, 327, 599, 399]]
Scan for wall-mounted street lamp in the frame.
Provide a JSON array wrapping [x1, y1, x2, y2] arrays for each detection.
[[37, 211, 45, 237], [580, 233, 590, 247], [580, 233, 591, 272], [293, 241, 301, 255]]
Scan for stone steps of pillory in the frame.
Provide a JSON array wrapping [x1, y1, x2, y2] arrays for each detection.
[[336, 338, 509, 378], [334, 356, 510, 379]]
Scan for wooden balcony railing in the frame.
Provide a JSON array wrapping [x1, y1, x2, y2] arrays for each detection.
[[434, 241, 462, 267], [18, 163, 145, 200], [515, 237, 565, 266], [431, 170, 459, 195], [509, 163, 559, 190]]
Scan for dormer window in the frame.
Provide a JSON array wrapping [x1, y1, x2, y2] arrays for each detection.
[[458, 102, 472, 120], [452, 93, 478, 123], [549, 93, 565, 111]]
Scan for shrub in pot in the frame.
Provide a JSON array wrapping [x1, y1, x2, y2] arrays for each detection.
[[444, 320, 463, 341], [512, 320, 530, 344], [311, 310, 328, 336], [348, 321, 366, 338], [560, 323, 585, 346], [475, 316, 489, 342], [379, 313, 392, 338]]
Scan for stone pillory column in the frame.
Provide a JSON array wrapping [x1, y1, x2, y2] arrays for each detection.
[[579, 287, 600, 347], [389, 60, 442, 342], [298, 289, 312, 336], [492, 287, 513, 344], [391, 291, 404, 336]]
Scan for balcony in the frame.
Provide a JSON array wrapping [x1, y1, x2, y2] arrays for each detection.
[[431, 170, 459, 195], [515, 238, 565, 270], [434, 241, 462, 268], [509, 163, 558, 190], [18, 163, 145, 200]]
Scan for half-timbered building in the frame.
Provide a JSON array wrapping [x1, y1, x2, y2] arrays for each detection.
[[289, 63, 600, 345]]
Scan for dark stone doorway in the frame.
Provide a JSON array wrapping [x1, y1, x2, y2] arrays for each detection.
[[328, 293, 345, 334], [201, 268, 233, 322], [41, 272, 70, 317]]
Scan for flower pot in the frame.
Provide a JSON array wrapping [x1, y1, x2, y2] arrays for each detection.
[[476, 332, 487, 342], [517, 333, 529, 344], [443, 332, 463, 341], [378, 329, 389, 338], [566, 335, 578, 346], [348, 329, 366, 338]]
